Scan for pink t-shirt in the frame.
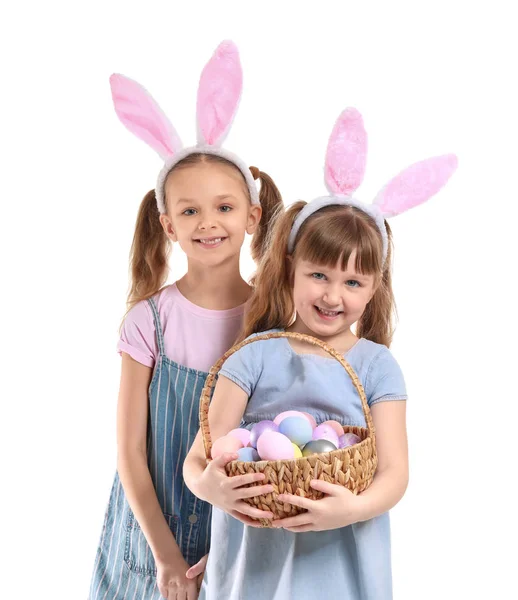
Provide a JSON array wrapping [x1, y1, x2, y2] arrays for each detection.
[[118, 283, 246, 372]]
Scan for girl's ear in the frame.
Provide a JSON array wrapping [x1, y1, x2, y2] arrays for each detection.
[[159, 214, 178, 242], [246, 205, 262, 235]]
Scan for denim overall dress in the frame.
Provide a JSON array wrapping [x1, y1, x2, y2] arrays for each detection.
[[89, 298, 212, 599]]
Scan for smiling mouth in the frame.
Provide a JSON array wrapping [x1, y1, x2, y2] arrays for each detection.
[[314, 306, 343, 319], [193, 237, 227, 247]]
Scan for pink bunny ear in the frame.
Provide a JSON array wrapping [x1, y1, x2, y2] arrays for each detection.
[[110, 74, 182, 160], [324, 108, 368, 196], [196, 40, 243, 146], [374, 154, 458, 217]]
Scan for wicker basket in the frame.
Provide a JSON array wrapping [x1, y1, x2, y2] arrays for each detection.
[[199, 331, 377, 527]]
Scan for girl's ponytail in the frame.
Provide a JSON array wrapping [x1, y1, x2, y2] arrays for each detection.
[[127, 189, 171, 312], [249, 168, 283, 263]]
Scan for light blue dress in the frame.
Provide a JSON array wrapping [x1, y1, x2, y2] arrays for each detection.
[[200, 330, 407, 600]]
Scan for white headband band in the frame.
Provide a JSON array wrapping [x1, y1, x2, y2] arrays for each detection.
[[156, 145, 259, 214], [288, 195, 388, 260]]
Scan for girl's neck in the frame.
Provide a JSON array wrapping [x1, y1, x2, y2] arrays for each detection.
[[176, 258, 251, 310], [287, 317, 359, 355]]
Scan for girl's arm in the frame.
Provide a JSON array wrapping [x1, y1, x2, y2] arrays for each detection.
[[183, 375, 275, 523], [116, 354, 188, 568], [354, 399, 408, 520]]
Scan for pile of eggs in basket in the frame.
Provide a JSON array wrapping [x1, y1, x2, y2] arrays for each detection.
[[211, 410, 361, 462]]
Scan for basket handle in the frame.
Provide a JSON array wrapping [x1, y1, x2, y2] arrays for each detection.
[[199, 331, 374, 460]]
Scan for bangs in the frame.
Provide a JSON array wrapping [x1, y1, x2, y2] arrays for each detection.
[[294, 205, 383, 275]]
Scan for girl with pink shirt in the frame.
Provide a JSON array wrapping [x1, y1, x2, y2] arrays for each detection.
[[89, 41, 282, 600]]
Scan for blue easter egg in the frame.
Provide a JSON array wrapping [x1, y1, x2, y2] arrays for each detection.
[[237, 447, 260, 462], [278, 416, 313, 447]]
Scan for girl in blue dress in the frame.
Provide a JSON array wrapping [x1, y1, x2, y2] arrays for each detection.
[[184, 107, 457, 599]]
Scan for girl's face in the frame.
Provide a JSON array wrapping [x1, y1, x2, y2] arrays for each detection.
[[291, 253, 377, 340], [160, 162, 261, 267]]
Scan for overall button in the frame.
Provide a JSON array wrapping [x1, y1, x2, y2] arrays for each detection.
[[188, 514, 198, 524]]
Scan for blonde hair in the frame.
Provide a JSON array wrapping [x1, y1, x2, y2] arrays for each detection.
[[124, 153, 283, 315], [242, 202, 396, 347]]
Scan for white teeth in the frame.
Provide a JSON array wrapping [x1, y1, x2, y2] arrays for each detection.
[[198, 238, 222, 245], [317, 307, 341, 316]]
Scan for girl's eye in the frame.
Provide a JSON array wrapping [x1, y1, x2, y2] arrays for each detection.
[[311, 273, 327, 280], [346, 280, 360, 288], [219, 205, 233, 213], [182, 208, 197, 216]]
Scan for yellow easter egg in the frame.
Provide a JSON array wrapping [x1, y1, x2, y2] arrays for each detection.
[[292, 443, 303, 458]]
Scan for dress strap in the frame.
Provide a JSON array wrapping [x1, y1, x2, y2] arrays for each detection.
[[147, 297, 166, 357]]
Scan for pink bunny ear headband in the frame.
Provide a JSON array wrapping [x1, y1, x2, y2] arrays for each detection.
[[288, 108, 458, 262], [109, 41, 259, 214]]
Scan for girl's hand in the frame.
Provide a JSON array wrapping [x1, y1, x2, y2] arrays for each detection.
[[185, 554, 207, 591], [197, 453, 274, 525], [272, 479, 365, 532], [156, 552, 198, 600]]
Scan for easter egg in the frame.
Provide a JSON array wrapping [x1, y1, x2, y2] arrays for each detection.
[[273, 410, 313, 426], [249, 421, 279, 449], [237, 447, 261, 462], [339, 433, 362, 448], [278, 416, 313, 446], [257, 431, 295, 461], [301, 412, 317, 429], [228, 428, 251, 447], [301, 439, 338, 457], [211, 435, 244, 459], [312, 424, 340, 447], [292, 443, 303, 458], [321, 420, 344, 437]]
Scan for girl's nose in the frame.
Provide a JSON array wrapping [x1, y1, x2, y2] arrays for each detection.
[[322, 287, 341, 307], [197, 217, 216, 230]]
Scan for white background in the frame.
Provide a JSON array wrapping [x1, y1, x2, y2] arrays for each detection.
[[1, 1, 517, 598]]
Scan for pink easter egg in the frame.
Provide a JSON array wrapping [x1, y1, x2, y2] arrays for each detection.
[[211, 435, 244, 459], [301, 412, 317, 428], [257, 431, 295, 461], [274, 410, 314, 427], [339, 433, 362, 448], [321, 420, 344, 437], [312, 424, 340, 447], [228, 428, 251, 447], [250, 420, 279, 449]]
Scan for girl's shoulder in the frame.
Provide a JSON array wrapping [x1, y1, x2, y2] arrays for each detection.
[[353, 337, 392, 361], [240, 329, 287, 353], [223, 329, 284, 366], [121, 285, 175, 331], [352, 339, 407, 404], [118, 285, 184, 366]]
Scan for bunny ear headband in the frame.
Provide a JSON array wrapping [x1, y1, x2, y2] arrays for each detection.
[[109, 40, 259, 214], [288, 108, 458, 262]]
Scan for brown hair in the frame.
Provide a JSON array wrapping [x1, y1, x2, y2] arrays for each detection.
[[241, 202, 396, 347], [125, 153, 283, 314]]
